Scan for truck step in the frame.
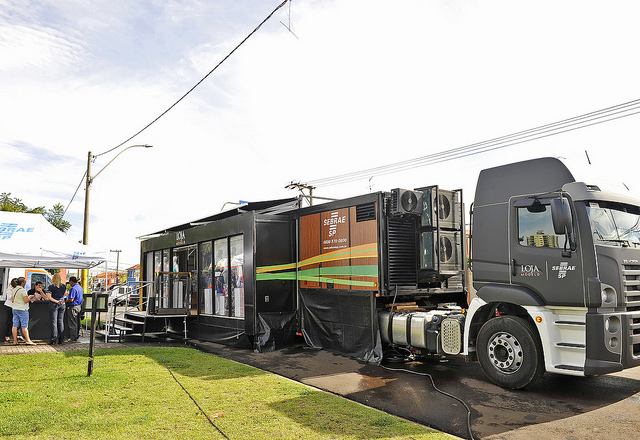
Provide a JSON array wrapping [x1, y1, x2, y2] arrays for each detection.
[[555, 342, 586, 350], [554, 320, 585, 326], [554, 364, 584, 372]]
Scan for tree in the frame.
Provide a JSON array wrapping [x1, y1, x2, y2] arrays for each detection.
[[0, 192, 71, 233], [45, 203, 71, 233]]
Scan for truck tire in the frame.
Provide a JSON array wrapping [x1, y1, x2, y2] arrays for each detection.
[[477, 315, 544, 389]]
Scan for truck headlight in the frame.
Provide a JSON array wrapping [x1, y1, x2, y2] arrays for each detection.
[[601, 287, 616, 305]]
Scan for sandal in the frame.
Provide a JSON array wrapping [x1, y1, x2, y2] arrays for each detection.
[[25, 341, 36, 345]]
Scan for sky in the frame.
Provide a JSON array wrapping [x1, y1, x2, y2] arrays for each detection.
[[2, 0, 640, 269]]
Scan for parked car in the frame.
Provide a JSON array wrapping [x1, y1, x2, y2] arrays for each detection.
[[107, 285, 129, 306]]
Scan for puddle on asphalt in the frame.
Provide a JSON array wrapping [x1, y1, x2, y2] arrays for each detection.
[[303, 372, 396, 394]]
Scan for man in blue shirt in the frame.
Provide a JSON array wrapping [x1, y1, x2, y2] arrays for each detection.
[[65, 276, 83, 342]]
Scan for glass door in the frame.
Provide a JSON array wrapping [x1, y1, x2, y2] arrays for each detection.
[[154, 245, 197, 314]]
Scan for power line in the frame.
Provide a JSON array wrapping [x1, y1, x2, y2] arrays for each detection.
[[309, 99, 640, 186], [64, 0, 291, 216], [63, 169, 87, 216], [95, 0, 289, 159], [307, 98, 640, 187]]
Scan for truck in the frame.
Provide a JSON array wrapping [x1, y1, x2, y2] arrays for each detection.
[[281, 157, 640, 389], [0, 268, 54, 292]]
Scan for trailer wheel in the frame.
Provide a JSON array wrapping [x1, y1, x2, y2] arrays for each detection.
[[477, 315, 544, 389]]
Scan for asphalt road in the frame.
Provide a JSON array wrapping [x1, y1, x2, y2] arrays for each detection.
[[192, 340, 640, 440]]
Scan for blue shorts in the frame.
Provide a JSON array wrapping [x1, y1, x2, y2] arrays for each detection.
[[12, 309, 29, 328]]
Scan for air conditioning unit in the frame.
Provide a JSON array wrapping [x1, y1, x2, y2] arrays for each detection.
[[437, 231, 462, 272], [419, 188, 460, 229], [390, 189, 423, 216], [420, 230, 462, 274]]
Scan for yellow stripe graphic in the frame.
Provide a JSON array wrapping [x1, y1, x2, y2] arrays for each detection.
[[256, 243, 377, 274]]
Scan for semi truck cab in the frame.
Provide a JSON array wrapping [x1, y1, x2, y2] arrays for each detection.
[[468, 157, 640, 388]]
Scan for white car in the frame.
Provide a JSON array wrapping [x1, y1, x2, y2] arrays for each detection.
[[107, 285, 129, 306]]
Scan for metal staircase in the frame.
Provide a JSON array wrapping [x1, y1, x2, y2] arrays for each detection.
[[97, 278, 191, 342]]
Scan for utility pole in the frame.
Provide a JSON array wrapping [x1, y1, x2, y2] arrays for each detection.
[[82, 152, 92, 294], [84, 144, 152, 377], [85, 151, 98, 377], [110, 250, 121, 285], [286, 182, 316, 206]]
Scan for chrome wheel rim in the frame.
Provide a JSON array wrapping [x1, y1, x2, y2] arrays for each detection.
[[487, 331, 523, 374]]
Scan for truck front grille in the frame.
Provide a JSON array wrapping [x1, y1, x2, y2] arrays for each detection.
[[622, 265, 640, 358], [633, 317, 640, 357], [622, 265, 640, 312]]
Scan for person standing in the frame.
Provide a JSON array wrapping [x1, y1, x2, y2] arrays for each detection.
[[44, 273, 66, 345], [2, 278, 17, 342], [11, 277, 36, 345], [27, 280, 46, 302], [65, 276, 83, 342]]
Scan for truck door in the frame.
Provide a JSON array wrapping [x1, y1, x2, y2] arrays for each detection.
[[509, 194, 585, 307]]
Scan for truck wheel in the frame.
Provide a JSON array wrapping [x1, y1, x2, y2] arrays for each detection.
[[477, 315, 544, 389]]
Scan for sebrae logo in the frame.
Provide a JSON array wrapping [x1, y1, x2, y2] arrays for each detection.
[[0, 223, 35, 240], [323, 211, 346, 238], [552, 261, 576, 279]]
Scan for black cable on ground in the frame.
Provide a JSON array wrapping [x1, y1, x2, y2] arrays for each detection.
[[382, 345, 413, 363], [156, 347, 230, 439], [379, 364, 476, 440]]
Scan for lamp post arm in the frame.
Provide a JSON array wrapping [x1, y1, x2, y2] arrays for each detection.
[[91, 144, 151, 181]]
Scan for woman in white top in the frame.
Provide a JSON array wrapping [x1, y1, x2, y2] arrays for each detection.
[[2, 278, 17, 342], [11, 277, 35, 345]]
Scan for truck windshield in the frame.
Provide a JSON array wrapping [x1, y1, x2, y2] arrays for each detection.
[[586, 202, 640, 247]]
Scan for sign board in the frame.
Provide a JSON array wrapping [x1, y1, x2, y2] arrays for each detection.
[[82, 293, 109, 313]]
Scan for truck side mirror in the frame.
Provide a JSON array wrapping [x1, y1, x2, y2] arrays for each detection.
[[551, 197, 576, 251]]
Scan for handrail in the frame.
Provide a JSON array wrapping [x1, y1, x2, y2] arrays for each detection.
[[104, 281, 153, 342], [102, 275, 193, 342]]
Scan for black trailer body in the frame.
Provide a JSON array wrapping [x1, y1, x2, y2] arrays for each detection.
[[139, 199, 298, 351]]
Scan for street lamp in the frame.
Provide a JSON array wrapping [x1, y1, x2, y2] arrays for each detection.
[[82, 144, 152, 258], [83, 144, 152, 376]]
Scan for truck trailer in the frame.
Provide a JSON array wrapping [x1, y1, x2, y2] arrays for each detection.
[[139, 157, 640, 389], [257, 156, 640, 389]]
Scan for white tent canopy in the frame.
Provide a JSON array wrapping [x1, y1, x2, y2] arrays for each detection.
[[0, 211, 106, 268]]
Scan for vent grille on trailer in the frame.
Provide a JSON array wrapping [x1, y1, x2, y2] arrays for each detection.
[[387, 217, 417, 286], [356, 203, 376, 222]]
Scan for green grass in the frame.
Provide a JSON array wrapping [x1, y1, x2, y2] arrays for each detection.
[[0, 347, 454, 440]]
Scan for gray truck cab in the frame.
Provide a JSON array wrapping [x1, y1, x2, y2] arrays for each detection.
[[469, 157, 640, 388]]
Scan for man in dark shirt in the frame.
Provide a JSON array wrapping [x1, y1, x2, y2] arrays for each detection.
[[65, 277, 83, 342], [27, 281, 45, 302]]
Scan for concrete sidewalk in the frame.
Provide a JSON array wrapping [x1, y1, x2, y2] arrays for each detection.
[[0, 335, 155, 355]]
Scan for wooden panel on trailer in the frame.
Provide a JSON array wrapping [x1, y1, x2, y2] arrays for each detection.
[[299, 213, 321, 288]]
